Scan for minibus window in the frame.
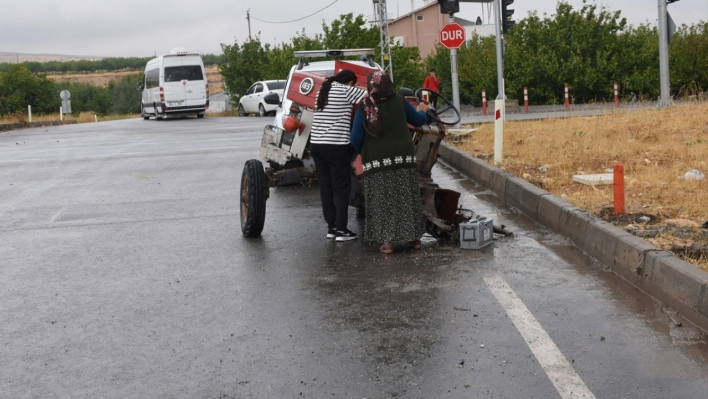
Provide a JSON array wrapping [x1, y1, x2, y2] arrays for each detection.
[[146, 69, 160, 88], [164, 65, 204, 82]]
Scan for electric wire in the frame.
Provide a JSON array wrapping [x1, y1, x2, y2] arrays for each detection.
[[250, 0, 340, 24]]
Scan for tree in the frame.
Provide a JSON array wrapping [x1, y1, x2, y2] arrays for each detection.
[[219, 36, 271, 96], [0, 64, 57, 115], [322, 13, 379, 50], [504, 2, 627, 104], [389, 46, 426, 92], [109, 74, 142, 114], [671, 22, 708, 95]]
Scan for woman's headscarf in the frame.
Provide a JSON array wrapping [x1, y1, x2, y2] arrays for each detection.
[[361, 71, 395, 137]]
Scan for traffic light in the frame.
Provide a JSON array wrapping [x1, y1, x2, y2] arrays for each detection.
[[501, 0, 515, 33], [437, 0, 459, 15]]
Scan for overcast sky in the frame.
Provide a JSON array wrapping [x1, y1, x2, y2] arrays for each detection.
[[1, 0, 706, 57]]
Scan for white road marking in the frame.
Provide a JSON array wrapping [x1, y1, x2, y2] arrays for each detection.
[[49, 208, 66, 223], [0, 146, 242, 164], [484, 275, 597, 399]]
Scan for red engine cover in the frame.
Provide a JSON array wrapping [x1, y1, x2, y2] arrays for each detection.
[[286, 61, 379, 109], [334, 60, 379, 89], [287, 71, 327, 109]]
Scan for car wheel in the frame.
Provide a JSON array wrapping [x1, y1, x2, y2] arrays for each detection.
[[197, 113, 205, 119], [240, 159, 267, 237], [259, 104, 266, 117], [142, 108, 150, 120], [238, 104, 247, 117]]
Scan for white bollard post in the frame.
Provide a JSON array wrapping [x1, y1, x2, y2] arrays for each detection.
[[94, 114, 98, 123], [494, 99, 505, 165], [28, 105, 32, 122], [60, 107, 63, 121]]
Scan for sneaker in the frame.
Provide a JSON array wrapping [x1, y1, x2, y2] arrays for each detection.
[[326, 227, 337, 239], [335, 229, 358, 242]]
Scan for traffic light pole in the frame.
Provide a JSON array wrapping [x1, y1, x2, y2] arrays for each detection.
[[493, 0, 505, 100], [658, 0, 671, 107], [449, 14, 461, 128], [493, 0, 504, 164]]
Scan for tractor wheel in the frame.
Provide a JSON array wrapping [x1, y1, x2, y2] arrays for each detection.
[[240, 159, 267, 237]]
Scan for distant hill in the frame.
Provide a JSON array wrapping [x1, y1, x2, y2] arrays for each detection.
[[0, 52, 103, 64]]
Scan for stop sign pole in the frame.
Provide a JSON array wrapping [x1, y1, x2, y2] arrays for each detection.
[[439, 18, 464, 128]]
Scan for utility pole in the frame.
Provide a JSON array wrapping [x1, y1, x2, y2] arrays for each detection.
[[247, 9, 252, 41], [373, 0, 393, 79], [493, 0, 506, 99], [658, 0, 674, 107]]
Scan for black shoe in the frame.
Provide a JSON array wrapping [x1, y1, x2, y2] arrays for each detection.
[[326, 227, 337, 239], [335, 229, 357, 242]]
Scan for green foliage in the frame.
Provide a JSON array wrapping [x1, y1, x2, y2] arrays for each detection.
[[322, 13, 379, 50], [219, 14, 383, 99], [0, 65, 141, 116], [0, 64, 57, 115], [671, 22, 708, 94], [220, 36, 271, 96], [109, 74, 142, 114], [504, 2, 627, 104], [390, 46, 426, 93], [419, 1, 707, 105], [54, 82, 111, 116]]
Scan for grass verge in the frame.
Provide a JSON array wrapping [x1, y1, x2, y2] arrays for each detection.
[[1, 112, 138, 124], [454, 102, 708, 271]]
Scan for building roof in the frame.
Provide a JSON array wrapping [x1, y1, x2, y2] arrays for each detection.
[[388, 2, 480, 26], [455, 17, 476, 27], [388, 1, 437, 24]]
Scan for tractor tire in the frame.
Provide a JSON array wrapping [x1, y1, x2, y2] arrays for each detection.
[[238, 104, 247, 117], [240, 159, 267, 237]]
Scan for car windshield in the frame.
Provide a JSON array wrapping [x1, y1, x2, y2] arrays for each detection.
[[164, 65, 204, 82], [267, 81, 286, 90]]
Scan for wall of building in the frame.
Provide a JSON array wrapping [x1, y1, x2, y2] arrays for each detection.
[[389, 7, 495, 58], [388, 6, 445, 58]]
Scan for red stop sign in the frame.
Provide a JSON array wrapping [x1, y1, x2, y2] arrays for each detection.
[[439, 23, 466, 49]]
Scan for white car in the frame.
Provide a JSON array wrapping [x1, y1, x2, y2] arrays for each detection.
[[238, 80, 286, 117]]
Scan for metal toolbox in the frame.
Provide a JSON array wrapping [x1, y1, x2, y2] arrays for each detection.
[[459, 217, 494, 249]]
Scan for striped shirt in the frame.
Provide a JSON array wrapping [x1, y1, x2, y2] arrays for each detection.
[[310, 82, 367, 145]]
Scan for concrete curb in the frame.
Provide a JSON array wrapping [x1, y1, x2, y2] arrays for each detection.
[[438, 142, 708, 332], [0, 120, 78, 133]]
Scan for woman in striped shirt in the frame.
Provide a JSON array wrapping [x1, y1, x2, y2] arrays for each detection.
[[310, 70, 367, 242]]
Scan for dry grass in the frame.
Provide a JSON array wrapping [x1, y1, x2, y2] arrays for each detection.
[[454, 103, 708, 270], [46, 66, 224, 93], [1, 112, 138, 124], [47, 70, 138, 86]]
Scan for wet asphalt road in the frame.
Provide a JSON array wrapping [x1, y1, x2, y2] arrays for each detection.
[[1, 117, 708, 399]]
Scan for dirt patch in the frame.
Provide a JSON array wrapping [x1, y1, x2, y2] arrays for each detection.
[[46, 66, 224, 93], [455, 103, 708, 271]]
